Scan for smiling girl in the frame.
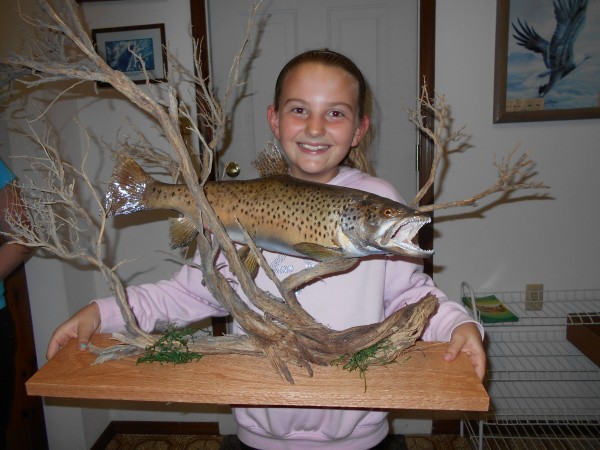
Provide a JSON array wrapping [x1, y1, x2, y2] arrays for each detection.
[[268, 52, 371, 183], [47, 49, 485, 450]]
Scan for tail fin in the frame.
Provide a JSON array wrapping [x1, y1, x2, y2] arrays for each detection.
[[104, 154, 155, 216]]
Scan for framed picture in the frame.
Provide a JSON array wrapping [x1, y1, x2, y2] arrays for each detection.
[[493, 0, 600, 123], [92, 24, 168, 85]]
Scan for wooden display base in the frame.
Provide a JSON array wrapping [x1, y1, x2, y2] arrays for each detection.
[[27, 334, 488, 413]]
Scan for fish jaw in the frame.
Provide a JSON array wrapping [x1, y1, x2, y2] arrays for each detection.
[[340, 198, 434, 258], [376, 215, 434, 258]]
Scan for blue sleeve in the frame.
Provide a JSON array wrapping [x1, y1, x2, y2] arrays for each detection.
[[0, 158, 16, 307], [0, 158, 16, 189]]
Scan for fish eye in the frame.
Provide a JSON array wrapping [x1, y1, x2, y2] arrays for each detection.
[[383, 208, 394, 217]]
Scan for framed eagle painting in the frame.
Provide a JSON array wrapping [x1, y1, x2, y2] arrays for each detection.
[[493, 0, 600, 122]]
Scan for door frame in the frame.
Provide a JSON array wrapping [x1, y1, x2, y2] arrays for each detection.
[[418, 0, 436, 276], [189, 0, 436, 275]]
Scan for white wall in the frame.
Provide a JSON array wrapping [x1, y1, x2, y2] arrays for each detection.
[[432, 0, 600, 300], [2, 0, 599, 448]]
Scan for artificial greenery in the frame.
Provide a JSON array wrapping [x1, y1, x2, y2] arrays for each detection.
[[137, 327, 204, 365], [331, 338, 409, 392]]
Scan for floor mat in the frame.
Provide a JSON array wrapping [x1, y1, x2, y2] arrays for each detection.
[[104, 432, 223, 450]]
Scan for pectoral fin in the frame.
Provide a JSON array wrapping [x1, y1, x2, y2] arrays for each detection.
[[293, 242, 344, 261], [237, 245, 259, 279], [168, 217, 199, 248]]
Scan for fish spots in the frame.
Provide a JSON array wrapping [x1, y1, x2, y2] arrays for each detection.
[[185, 176, 375, 251]]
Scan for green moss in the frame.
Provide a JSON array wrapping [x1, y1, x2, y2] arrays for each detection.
[[331, 339, 410, 392], [137, 327, 204, 365]]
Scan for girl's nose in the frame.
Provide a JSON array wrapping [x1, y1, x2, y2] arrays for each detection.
[[305, 115, 326, 137]]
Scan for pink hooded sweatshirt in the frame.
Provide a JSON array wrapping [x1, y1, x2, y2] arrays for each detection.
[[95, 166, 482, 450]]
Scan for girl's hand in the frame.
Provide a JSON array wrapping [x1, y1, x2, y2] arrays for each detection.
[[46, 303, 101, 359], [443, 322, 486, 381]]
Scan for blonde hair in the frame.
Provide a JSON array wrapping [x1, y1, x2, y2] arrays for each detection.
[[272, 49, 375, 175]]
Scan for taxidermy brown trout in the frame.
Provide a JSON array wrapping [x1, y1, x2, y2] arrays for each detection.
[[104, 149, 433, 262]]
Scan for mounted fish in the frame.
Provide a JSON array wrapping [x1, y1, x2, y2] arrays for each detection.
[[104, 146, 433, 275]]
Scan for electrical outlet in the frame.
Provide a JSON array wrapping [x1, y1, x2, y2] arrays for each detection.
[[526, 284, 543, 311]]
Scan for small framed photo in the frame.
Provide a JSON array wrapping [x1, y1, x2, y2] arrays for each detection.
[[493, 0, 600, 123], [92, 24, 168, 85]]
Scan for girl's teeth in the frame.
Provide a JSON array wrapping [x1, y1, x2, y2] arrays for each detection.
[[301, 144, 328, 151]]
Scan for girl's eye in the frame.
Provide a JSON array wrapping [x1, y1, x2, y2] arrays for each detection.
[[329, 110, 345, 118], [291, 107, 306, 114]]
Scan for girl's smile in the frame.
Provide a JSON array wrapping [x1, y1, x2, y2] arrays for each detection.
[[268, 62, 369, 184]]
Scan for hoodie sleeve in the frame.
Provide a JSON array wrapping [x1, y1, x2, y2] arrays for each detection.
[[382, 255, 483, 342], [345, 170, 483, 342], [96, 252, 230, 334]]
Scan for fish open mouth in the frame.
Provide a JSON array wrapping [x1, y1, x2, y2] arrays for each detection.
[[381, 216, 434, 257]]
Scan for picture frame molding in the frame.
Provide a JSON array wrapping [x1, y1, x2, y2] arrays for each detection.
[[92, 23, 168, 86]]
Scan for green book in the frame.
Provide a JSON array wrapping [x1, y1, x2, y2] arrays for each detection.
[[461, 295, 519, 323]]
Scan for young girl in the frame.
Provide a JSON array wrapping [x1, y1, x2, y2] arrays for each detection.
[[47, 50, 485, 450]]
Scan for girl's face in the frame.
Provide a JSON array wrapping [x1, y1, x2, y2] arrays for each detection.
[[267, 62, 369, 184]]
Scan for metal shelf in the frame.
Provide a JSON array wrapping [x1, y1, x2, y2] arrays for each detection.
[[460, 284, 600, 450], [463, 286, 600, 327], [487, 333, 600, 381], [463, 419, 600, 450]]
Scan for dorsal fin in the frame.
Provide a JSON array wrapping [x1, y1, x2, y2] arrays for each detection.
[[251, 141, 289, 177]]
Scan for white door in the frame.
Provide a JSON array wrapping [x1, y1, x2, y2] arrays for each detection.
[[207, 0, 418, 200]]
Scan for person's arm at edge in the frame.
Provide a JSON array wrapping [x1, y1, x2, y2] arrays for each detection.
[[0, 182, 34, 279]]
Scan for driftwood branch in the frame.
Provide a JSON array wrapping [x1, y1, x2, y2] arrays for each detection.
[[2, 0, 547, 383], [409, 85, 548, 212], [2, 126, 154, 348], [2, 0, 439, 382]]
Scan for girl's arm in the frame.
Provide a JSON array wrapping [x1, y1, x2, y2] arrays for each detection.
[[347, 173, 486, 379], [383, 256, 486, 380], [444, 322, 486, 380], [47, 252, 230, 359], [47, 303, 100, 359]]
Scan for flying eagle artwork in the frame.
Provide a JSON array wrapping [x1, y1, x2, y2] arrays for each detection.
[[512, 0, 590, 98]]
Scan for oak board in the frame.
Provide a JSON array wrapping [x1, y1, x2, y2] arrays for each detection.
[[27, 334, 488, 412]]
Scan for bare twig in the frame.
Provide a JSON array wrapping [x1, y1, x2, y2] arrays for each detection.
[[3, 125, 153, 347], [408, 85, 548, 212]]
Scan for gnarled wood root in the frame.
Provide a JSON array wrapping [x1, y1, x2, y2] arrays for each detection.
[[88, 293, 438, 384]]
